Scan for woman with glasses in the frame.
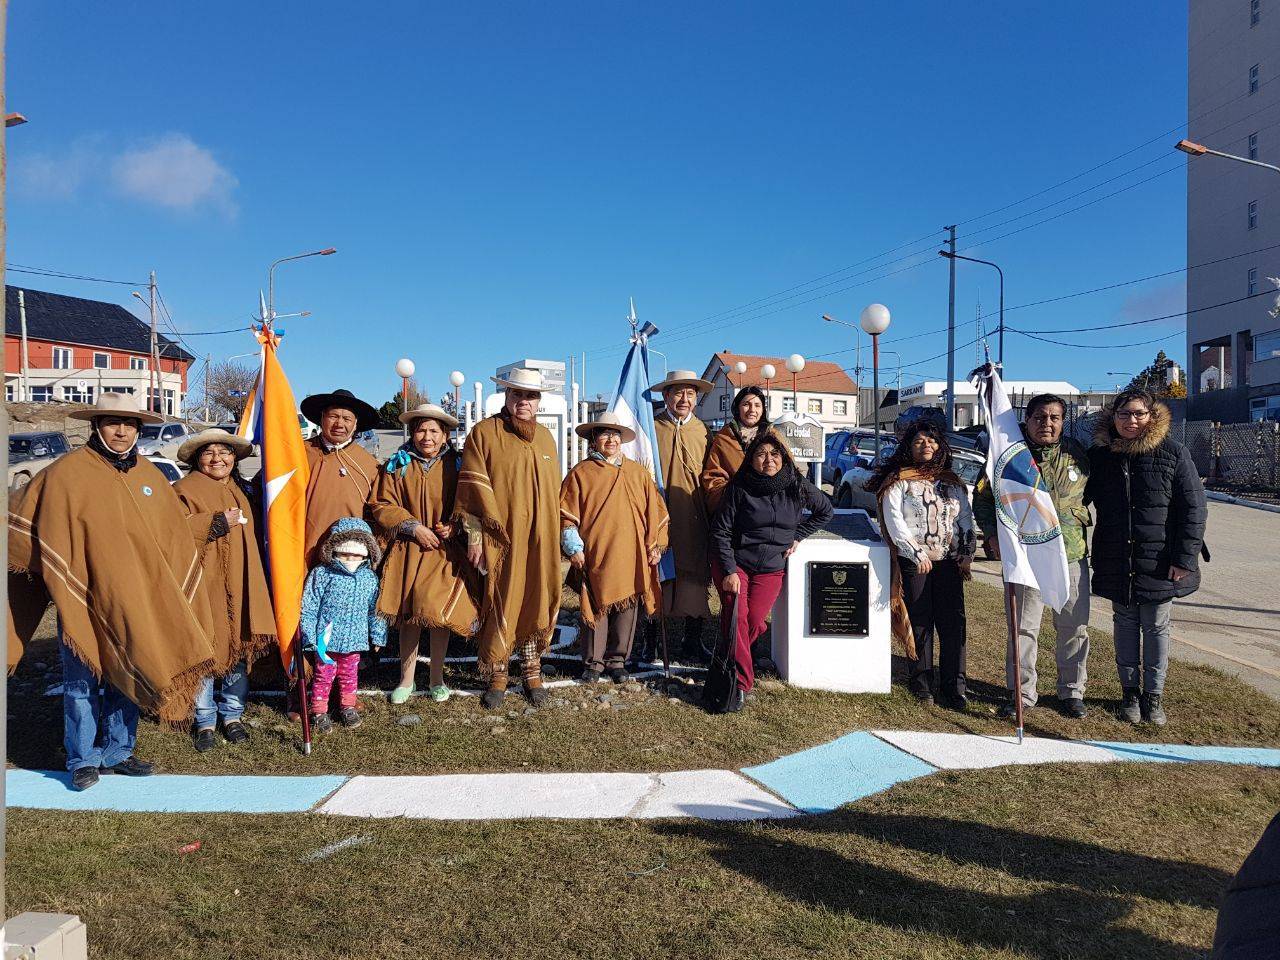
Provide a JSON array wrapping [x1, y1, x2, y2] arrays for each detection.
[[1086, 388, 1206, 726]]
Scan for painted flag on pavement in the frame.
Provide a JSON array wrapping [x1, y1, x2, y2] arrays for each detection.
[[972, 362, 1070, 611], [606, 313, 676, 582], [238, 318, 311, 668]]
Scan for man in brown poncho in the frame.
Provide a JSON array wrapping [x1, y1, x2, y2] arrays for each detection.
[[299, 388, 380, 565], [455, 368, 561, 709], [7, 394, 217, 791], [560, 412, 669, 682], [648, 369, 714, 661]]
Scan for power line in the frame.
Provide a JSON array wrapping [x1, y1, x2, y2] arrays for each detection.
[[1013, 329, 1183, 349], [1010, 288, 1278, 334], [8, 264, 146, 286]]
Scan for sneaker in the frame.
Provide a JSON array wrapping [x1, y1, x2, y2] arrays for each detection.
[[103, 757, 153, 777], [1142, 693, 1167, 727], [222, 720, 250, 745], [481, 687, 507, 710], [427, 684, 451, 703], [310, 711, 333, 735], [338, 706, 362, 729], [70, 766, 99, 791], [525, 684, 549, 707], [1118, 688, 1142, 724], [193, 728, 217, 753], [389, 685, 415, 705], [608, 667, 628, 684], [580, 668, 604, 684], [1060, 698, 1088, 720]]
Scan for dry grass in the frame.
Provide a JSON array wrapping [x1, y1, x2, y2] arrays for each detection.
[[7, 762, 1278, 959]]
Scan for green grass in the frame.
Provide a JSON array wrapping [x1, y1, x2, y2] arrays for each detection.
[[7, 761, 1278, 959], [8, 580, 1277, 776]]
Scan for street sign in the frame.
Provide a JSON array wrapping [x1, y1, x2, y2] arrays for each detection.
[[774, 411, 825, 462], [77, 379, 88, 391]]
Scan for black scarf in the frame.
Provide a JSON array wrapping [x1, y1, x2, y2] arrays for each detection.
[[87, 429, 138, 472], [735, 460, 798, 498]]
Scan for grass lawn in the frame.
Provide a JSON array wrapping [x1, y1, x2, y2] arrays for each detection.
[[7, 761, 1278, 959], [8, 581, 1277, 776]]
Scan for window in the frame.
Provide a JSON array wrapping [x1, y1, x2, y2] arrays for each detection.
[[1252, 395, 1280, 422], [163, 390, 176, 416], [1194, 337, 1234, 391], [93, 352, 110, 369], [1250, 267, 1259, 296], [30, 386, 52, 403], [52, 347, 72, 370], [1250, 64, 1260, 94], [61, 384, 94, 404], [781, 396, 796, 413], [1255, 329, 1280, 362], [4, 385, 11, 402], [719, 394, 729, 413], [130, 356, 147, 370], [1252, 0, 1261, 26], [1250, 132, 1259, 160], [807, 398, 823, 414], [102, 386, 134, 395], [833, 400, 848, 416], [1249, 200, 1259, 229]]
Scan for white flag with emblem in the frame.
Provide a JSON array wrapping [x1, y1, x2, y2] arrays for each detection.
[[972, 363, 1070, 611]]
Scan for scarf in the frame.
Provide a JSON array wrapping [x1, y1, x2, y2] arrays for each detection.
[[88, 429, 138, 472], [588, 450, 623, 467], [385, 441, 447, 477], [499, 408, 538, 443], [732, 421, 760, 449], [735, 461, 797, 498]]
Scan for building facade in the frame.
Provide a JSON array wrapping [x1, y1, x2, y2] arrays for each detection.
[[494, 358, 567, 397], [1187, 0, 1280, 422], [696, 351, 860, 429], [877, 380, 1083, 430], [5, 287, 193, 416]]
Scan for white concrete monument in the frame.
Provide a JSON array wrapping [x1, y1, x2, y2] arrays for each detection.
[[771, 508, 892, 694]]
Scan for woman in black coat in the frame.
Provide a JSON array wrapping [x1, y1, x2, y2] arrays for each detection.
[[1086, 388, 1206, 727], [709, 434, 833, 707]]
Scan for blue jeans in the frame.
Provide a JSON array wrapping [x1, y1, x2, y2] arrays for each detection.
[[1112, 599, 1172, 696], [59, 633, 138, 772], [194, 660, 249, 729]]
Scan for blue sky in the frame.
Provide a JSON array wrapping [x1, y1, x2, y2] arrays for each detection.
[[9, 1, 1195, 406]]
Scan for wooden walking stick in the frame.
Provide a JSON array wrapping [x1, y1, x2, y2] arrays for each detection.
[[294, 637, 312, 756]]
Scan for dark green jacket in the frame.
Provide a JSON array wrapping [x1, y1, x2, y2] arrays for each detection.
[[973, 432, 1091, 563]]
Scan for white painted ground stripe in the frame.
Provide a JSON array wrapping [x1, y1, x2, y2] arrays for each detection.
[[872, 730, 1121, 770]]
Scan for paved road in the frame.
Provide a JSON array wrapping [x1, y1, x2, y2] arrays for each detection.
[[972, 498, 1280, 699]]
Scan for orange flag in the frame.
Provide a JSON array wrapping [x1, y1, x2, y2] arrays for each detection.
[[238, 328, 311, 669]]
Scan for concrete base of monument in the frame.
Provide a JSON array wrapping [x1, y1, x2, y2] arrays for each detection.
[[771, 509, 892, 694]]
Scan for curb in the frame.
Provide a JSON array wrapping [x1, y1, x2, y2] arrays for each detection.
[[1206, 490, 1280, 514]]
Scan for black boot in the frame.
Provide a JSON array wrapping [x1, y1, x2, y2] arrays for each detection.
[[682, 617, 706, 663], [634, 619, 658, 665]]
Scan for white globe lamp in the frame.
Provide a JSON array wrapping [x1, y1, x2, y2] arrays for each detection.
[[858, 304, 891, 456], [733, 361, 748, 375], [859, 303, 891, 336], [449, 370, 465, 388], [786, 353, 805, 374], [395, 358, 416, 379], [760, 363, 776, 380]]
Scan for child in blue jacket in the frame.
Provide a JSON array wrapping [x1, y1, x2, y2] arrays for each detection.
[[301, 516, 387, 732]]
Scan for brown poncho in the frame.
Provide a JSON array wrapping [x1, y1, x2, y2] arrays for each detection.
[[173, 470, 276, 674], [654, 415, 713, 618], [701, 422, 782, 514], [304, 437, 378, 565], [371, 450, 480, 635], [560, 457, 670, 628], [7, 447, 217, 723], [454, 412, 561, 673]]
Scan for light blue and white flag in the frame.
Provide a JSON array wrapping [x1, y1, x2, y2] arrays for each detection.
[[607, 310, 676, 581], [972, 361, 1070, 611]]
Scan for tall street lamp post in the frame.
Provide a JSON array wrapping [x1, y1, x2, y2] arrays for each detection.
[[1176, 138, 1280, 177], [860, 304, 891, 458], [939, 249, 1005, 365], [267, 247, 336, 327], [449, 370, 465, 428], [395, 358, 415, 439], [786, 353, 805, 403], [761, 363, 776, 409]]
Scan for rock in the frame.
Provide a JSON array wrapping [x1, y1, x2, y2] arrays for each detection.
[[397, 714, 422, 727], [490, 726, 506, 737], [245, 718, 262, 729], [598, 701, 612, 710], [523, 707, 537, 716], [507, 711, 520, 719], [597, 694, 614, 704], [668, 696, 681, 703], [461, 718, 473, 726], [481, 715, 505, 725]]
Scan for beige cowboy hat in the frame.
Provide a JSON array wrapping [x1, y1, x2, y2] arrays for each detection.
[[490, 368, 545, 392], [67, 391, 165, 425], [650, 369, 713, 395], [177, 428, 254, 466], [399, 402, 460, 429], [575, 410, 637, 444]]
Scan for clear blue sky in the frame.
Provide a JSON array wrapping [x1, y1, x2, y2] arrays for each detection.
[[9, 1, 1195, 407]]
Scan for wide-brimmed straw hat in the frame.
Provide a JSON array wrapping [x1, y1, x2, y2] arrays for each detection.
[[177, 428, 254, 465], [67, 392, 165, 425], [650, 369, 713, 395], [399, 402, 460, 429], [575, 410, 637, 443], [300, 388, 379, 432], [491, 368, 545, 392]]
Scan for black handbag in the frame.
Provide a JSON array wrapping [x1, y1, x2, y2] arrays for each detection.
[[701, 592, 742, 714]]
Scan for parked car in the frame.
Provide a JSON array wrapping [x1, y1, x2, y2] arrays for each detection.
[[298, 413, 319, 441], [136, 421, 194, 459], [823, 429, 898, 491], [8, 431, 72, 490], [834, 446, 986, 512], [355, 429, 381, 456], [148, 456, 183, 484]]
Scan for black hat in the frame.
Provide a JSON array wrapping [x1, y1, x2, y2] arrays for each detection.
[[300, 389, 379, 433]]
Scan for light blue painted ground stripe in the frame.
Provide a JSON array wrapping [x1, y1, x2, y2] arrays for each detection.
[[1088, 742, 1280, 766], [5, 770, 349, 814], [742, 732, 935, 814]]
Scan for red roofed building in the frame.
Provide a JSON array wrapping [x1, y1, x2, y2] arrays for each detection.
[[696, 351, 864, 428]]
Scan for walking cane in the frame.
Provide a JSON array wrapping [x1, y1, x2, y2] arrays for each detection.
[[294, 637, 312, 756]]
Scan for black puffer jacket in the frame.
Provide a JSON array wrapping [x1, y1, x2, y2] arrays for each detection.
[[711, 474, 833, 575], [1085, 402, 1207, 605]]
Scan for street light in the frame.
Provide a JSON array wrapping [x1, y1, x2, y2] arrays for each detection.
[[939, 249, 1005, 365], [267, 247, 337, 327], [396, 358, 415, 439], [786, 353, 805, 402], [1176, 138, 1280, 176], [860, 303, 891, 458], [761, 363, 777, 404], [449, 370, 465, 423]]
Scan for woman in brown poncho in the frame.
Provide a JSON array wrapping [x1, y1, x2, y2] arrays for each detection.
[[701, 385, 779, 515], [560, 412, 670, 683], [371, 403, 479, 705], [174, 429, 277, 752]]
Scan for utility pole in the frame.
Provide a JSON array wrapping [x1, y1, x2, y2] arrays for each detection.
[[203, 354, 210, 423], [17, 287, 28, 401], [148, 270, 160, 415], [945, 225, 957, 430]]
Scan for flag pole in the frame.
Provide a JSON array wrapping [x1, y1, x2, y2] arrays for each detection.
[[1005, 582, 1024, 744], [295, 640, 312, 755]]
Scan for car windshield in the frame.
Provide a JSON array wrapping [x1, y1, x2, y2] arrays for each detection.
[[9, 437, 32, 454], [139, 425, 162, 440], [953, 456, 985, 485]]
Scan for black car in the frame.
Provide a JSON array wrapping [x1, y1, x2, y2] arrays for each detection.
[[9, 431, 71, 464]]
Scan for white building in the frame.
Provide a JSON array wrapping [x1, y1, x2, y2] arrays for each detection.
[[494, 358, 566, 397], [881, 380, 1082, 429], [695, 351, 861, 429]]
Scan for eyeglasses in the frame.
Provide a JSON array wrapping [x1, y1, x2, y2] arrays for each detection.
[[1116, 410, 1151, 420]]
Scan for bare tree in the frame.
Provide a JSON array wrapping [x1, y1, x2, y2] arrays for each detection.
[[199, 360, 258, 422]]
